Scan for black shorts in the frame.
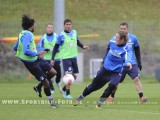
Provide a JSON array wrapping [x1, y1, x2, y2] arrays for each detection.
[[62, 58, 79, 74], [23, 58, 52, 81]]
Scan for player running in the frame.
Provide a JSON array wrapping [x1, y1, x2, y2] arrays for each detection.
[[33, 23, 62, 96], [51, 19, 89, 99], [13, 15, 59, 108], [75, 31, 132, 108], [107, 22, 147, 103]]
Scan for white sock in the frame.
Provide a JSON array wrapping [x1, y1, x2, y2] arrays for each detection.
[[47, 95, 53, 100]]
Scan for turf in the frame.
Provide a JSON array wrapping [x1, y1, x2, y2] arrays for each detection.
[[0, 79, 159, 120]]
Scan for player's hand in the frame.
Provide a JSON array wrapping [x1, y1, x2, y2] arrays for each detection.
[[83, 45, 89, 50], [38, 51, 46, 58], [127, 62, 132, 70], [138, 64, 142, 71], [138, 63, 142, 71], [50, 60, 55, 66]]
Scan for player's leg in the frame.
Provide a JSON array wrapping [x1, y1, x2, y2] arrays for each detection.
[[107, 68, 127, 102], [107, 87, 117, 103], [34, 79, 55, 97], [33, 60, 57, 96], [33, 80, 54, 97], [128, 64, 147, 103], [46, 70, 55, 94], [49, 79, 55, 94], [43, 59, 57, 94], [33, 82, 43, 97], [62, 59, 74, 99], [64, 58, 81, 99], [40, 78, 59, 108], [23, 60, 59, 108], [33, 77, 55, 97], [96, 72, 121, 108], [54, 61, 62, 92], [65, 58, 79, 99], [76, 66, 108, 103], [23, 61, 43, 97], [38, 60, 59, 107]]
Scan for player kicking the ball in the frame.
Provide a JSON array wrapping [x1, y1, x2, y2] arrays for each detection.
[[13, 15, 59, 108], [75, 31, 132, 108], [34, 23, 62, 96]]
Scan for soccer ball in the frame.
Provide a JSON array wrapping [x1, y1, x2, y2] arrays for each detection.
[[62, 74, 75, 85]]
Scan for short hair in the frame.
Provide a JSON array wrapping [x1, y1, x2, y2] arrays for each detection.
[[117, 31, 128, 43], [21, 15, 35, 30], [46, 23, 53, 27], [119, 22, 128, 28], [64, 19, 72, 25]]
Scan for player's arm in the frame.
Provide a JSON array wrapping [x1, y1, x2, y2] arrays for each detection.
[[51, 34, 61, 61], [22, 33, 39, 57], [52, 44, 60, 60], [77, 34, 89, 50], [125, 46, 132, 70], [77, 39, 83, 48], [134, 36, 142, 71], [13, 40, 19, 51], [102, 36, 115, 61], [37, 36, 49, 58], [102, 40, 110, 65], [37, 36, 48, 52], [134, 46, 142, 70], [51, 35, 64, 66], [102, 45, 110, 65], [105, 45, 110, 56], [51, 44, 59, 65]]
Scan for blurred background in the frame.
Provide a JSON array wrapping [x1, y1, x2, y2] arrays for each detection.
[[0, 0, 160, 81]]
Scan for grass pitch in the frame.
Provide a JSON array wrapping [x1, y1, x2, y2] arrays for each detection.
[[0, 79, 160, 120]]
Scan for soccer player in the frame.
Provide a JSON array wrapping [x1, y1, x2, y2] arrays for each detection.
[[13, 15, 59, 108], [107, 22, 147, 103], [51, 19, 89, 99], [34, 23, 62, 95], [75, 31, 132, 108]]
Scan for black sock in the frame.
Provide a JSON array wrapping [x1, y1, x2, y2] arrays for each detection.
[[62, 86, 66, 91], [66, 89, 70, 95], [37, 82, 43, 90], [44, 87, 51, 96], [111, 87, 117, 98], [100, 84, 116, 101], [139, 92, 143, 98]]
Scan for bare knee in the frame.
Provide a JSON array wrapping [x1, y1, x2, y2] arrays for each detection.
[[134, 77, 140, 84], [48, 68, 57, 76]]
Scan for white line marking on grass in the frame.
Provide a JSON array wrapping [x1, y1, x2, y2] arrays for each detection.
[[63, 105, 160, 115], [108, 109, 160, 115]]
